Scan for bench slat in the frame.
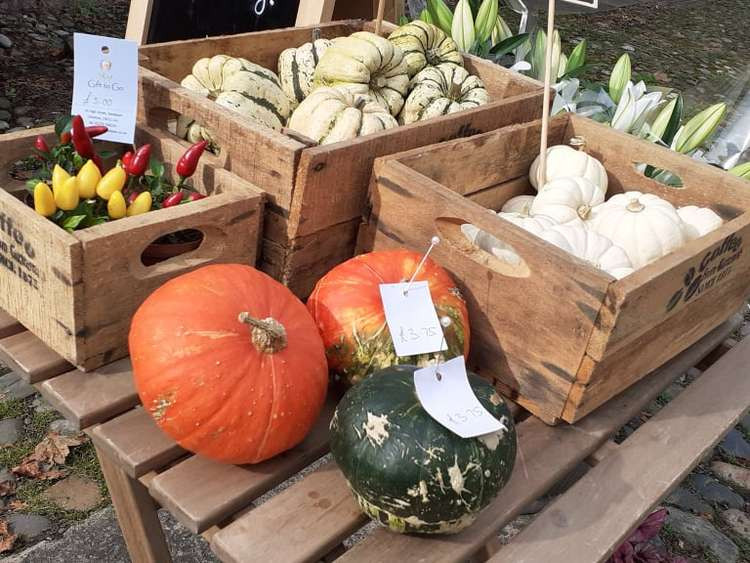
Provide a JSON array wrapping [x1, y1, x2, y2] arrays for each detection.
[[36, 358, 137, 429], [0, 330, 70, 383], [335, 314, 739, 563], [491, 336, 750, 563], [150, 398, 337, 534], [0, 309, 24, 339], [90, 407, 185, 478]]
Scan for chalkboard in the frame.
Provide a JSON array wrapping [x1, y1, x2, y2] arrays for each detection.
[[145, 0, 302, 43]]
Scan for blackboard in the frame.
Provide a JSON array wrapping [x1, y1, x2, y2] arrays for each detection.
[[145, 0, 303, 43]]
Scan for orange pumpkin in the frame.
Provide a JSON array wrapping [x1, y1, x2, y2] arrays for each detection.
[[129, 264, 328, 465], [307, 249, 470, 386]]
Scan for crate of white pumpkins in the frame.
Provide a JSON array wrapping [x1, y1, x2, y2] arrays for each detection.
[[361, 114, 750, 424], [136, 19, 545, 296]]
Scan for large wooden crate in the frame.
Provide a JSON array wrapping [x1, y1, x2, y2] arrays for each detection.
[[361, 114, 750, 424], [136, 19, 545, 296], [0, 126, 264, 371]]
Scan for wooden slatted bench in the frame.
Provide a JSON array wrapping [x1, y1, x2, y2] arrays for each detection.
[[1, 308, 747, 563]]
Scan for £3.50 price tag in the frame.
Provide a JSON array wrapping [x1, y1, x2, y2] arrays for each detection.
[[379, 281, 447, 357], [414, 356, 508, 438]]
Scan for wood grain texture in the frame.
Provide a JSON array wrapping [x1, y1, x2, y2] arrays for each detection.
[[0, 309, 24, 339], [125, 0, 154, 44], [90, 408, 185, 479], [149, 398, 337, 534], [295, 0, 336, 25], [0, 330, 70, 384], [37, 358, 138, 429], [492, 336, 750, 563]]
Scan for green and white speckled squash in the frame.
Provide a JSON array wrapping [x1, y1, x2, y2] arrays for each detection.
[[387, 20, 463, 77], [278, 38, 333, 108], [330, 365, 516, 534], [401, 63, 489, 124], [313, 31, 409, 116]]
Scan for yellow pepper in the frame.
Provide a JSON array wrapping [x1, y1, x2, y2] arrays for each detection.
[[33, 182, 56, 217], [55, 176, 80, 211], [126, 191, 152, 216], [51, 164, 71, 196], [76, 159, 101, 199], [96, 165, 127, 200], [107, 190, 127, 219]]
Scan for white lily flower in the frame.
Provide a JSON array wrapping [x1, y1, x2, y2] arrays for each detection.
[[610, 81, 663, 134]]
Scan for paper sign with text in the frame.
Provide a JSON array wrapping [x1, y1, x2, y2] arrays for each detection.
[[414, 356, 508, 438], [379, 281, 447, 357], [72, 33, 137, 144]]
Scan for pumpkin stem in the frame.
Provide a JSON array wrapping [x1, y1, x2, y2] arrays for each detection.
[[626, 198, 646, 213], [238, 312, 288, 354], [569, 136, 587, 152], [449, 78, 463, 100], [577, 203, 592, 220]]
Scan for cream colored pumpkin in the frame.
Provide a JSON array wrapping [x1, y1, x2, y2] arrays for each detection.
[[313, 32, 409, 116], [529, 142, 608, 193], [180, 55, 292, 135], [400, 63, 489, 124], [460, 224, 521, 264], [501, 195, 535, 216], [677, 206, 723, 240], [530, 177, 604, 223], [540, 224, 634, 279], [388, 20, 463, 77], [589, 191, 686, 269], [497, 212, 556, 237], [278, 39, 333, 108], [287, 87, 397, 145]]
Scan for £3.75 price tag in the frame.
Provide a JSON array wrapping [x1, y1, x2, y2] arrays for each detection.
[[379, 281, 447, 357], [414, 356, 508, 438]]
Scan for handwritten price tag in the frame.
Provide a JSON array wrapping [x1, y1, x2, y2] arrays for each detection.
[[379, 281, 447, 357], [414, 356, 508, 438], [72, 33, 137, 144]]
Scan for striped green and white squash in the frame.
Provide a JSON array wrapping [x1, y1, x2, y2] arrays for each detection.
[[330, 365, 517, 535], [388, 20, 463, 78], [288, 86, 397, 145], [401, 63, 489, 124], [278, 38, 333, 108], [313, 31, 409, 116], [179, 55, 292, 137]]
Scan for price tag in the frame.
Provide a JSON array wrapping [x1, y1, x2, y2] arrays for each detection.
[[379, 281, 447, 357], [71, 33, 137, 144], [414, 356, 508, 438]]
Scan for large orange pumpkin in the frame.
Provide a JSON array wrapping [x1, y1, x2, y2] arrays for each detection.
[[307, 249, 469, 386], [129, 264, 328, 465]]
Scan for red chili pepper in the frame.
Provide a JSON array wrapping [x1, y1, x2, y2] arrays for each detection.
[[188, 192, 206, 201], [127, 191, 141, 204], [34, 135, 50, 154], [85, 125, 108, 138], [125, 144, 151, 177], [176, 140, 208, 179], [60, 131, 71, 144], [71, 115, 95, 159], [163, 192, 184, 208], [122, 151, 134, 169]]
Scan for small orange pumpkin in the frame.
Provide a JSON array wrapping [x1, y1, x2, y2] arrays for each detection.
[[129, 264, 328, 464]]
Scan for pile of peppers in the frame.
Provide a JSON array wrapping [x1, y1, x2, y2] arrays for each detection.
[[31, 115, 210, 229]]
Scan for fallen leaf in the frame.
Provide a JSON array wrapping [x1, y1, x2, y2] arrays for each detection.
[[0, 480, 15, 497], [12, 431, 86, 479], [0, 520, 16, 554], [38, 468, 67, 481], [6, 500, 27, 511]]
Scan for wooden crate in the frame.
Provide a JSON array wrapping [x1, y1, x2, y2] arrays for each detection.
[[361, 114, 750, 424], [0, 125, 264, 371], [136, 19, 545, 296]]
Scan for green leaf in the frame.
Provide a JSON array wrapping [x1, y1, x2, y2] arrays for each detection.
[[150, 157, 165, 179], [419, 9, 434, 24], [61, 214, 87, 231], [566, 39, 587, 73], [661, 94, 683, 146], [490, 33, 529, 57], [54, 115, 73, 138], [398, 15, 408, 25], [98, 149, 118, 159], [26, 179, 41, 194]]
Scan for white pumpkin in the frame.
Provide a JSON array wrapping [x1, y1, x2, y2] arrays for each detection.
[[400, 63, 490, 124], [588, 191, 687, 268], [180, 55, 292, 133], [388, 20, 463, 77], [460, 224, 521, 264], [278, 39, 333, 108], [497, 212, 556, 237], [540, 224, 634, 279], [677, 206, 723, 240], [530, 176, 604, 223], [529, 141, 608, 193], [501, 195, 535, 216], [313, 32, 409, 116], [287, 87, 398, 145]]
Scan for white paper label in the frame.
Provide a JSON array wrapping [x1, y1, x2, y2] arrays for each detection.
[[414, 356, 508, 438], [71, 33, 137, 144], [379, 281, 447, 357]]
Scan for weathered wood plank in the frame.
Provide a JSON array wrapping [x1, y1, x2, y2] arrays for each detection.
[[0, 330, 71, 384], [0, 309, 24, 339]]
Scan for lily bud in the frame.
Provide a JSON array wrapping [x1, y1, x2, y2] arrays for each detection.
[[609, 53, 632, 104], [491, 14, 512, 45], [426, 0, 453, 36], [419, 9, 434, 24], [451, 0, 476, 52], [474, 0, 498, 45], [648, 97, 679, 141], [729, 161, 750, 179], [672, 103, 726, 155]]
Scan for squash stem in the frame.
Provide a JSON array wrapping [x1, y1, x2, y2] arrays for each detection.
[[238, 312, 288, 353]]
